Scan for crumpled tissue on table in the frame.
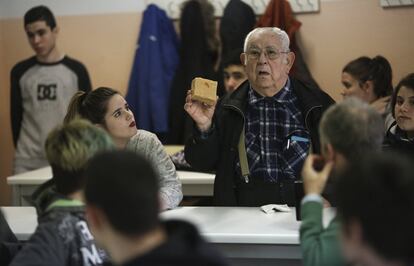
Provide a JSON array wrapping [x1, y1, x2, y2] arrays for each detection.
[[260, 204, 291, 214]]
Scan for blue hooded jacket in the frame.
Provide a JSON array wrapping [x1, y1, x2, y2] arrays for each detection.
[[126, 4, 179, 134]]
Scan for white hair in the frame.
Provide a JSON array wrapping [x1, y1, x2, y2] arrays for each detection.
[[243, 27, 290, 52]]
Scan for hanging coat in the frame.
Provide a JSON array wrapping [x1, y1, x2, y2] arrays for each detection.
[[256, 0, 321, 90], [126, 4, 179, 135], [168, 0, 218, 144], [220, 0, 256, 61], [217, 0, 256, 96]]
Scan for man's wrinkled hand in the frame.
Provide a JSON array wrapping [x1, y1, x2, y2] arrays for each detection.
[[184, 90, 216, 132]]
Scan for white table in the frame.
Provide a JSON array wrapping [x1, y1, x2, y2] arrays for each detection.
[[7, 167, 50, 206], [7, 166, 215, 205], [1, 206, 38, 241], [3, 206, 302, 264], [162, 206, 335, 266], [162, 206, 302, 265], [3, 206, 335, 266]]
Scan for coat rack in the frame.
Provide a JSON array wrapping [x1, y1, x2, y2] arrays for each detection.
[[380, 0, 414, 7], [147, 0, 320, 19]]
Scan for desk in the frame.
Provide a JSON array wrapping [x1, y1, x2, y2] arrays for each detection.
[[7, 167, 51, 206], [1, 207, 38, 241], [4, 206, 301, 264], [3, 206, 335, 265], [7, 167, 215, 205], [163, 206, 302, 266], [163, 145, 184, 155]]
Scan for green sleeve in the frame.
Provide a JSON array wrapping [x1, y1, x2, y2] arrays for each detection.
[[300, 201, 346, 266]]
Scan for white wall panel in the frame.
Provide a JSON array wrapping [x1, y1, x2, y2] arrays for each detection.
[[380, 0, 414, 7], [0, 0, 147, 19]]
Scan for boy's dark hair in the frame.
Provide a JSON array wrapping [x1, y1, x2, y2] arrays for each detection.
[[391, 73, 414, 117], [24, 5, 56, 29], [222, 48, 243, 69], [84, 150, 160, 235], [336, 152, 414, 263], [342, 55, 393, 98]]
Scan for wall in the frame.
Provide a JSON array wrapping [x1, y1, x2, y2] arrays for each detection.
[[296, 0, 414, 100], [0, 0, 413, 204], [0, 20, 14, 205]]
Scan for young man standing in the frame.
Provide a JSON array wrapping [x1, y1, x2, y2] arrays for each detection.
[[10, 5, 92, 174]]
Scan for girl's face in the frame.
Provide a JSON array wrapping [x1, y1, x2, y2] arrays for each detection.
[[103, 94, 137, 146], [394, 86, 414, 136], [341, 72, 373, 103]]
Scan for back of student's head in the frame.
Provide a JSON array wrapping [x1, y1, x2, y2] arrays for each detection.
[[391, 73, 414, 117], [45, 119, 114, 195], [342, 55, 393, 98], [336, 152, 414, 263], [64, 87, 118, 124], [319, 98, 384, 160], [24, 5, 56, 29], [84, 150, 160, 236], [222, 48, 243, 69]]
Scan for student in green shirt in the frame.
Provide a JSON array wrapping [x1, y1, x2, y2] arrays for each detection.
[[300, 98, 384, 266]]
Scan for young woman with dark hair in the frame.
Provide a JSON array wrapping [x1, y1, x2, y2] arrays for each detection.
[[65, 87, 183, 210], [341, 55, 394, 129], [383, 73, 414, 156]]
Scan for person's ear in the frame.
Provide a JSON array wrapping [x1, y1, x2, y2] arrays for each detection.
[[341, 218, 364, 263], [52, 25, 59, 35], [324, 143, 336, 162], [85, 205, 103, 231], [285, 52, 295, 74], [344, 219, 364, 245], [362, 80, 374, 93], [240, 53, 247, 66]]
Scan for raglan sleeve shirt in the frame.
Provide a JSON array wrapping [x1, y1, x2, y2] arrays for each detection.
[[127, 130, 183, 209]]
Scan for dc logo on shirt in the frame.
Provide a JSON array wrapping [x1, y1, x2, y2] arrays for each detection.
[[37, 84, 57, 100]]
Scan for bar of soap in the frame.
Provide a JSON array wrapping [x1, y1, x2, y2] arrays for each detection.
[[191, 77, 217, 105]]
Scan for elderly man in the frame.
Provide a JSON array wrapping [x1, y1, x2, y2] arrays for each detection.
[[184, 27, 334, 206], [300, 98, 384, 266]]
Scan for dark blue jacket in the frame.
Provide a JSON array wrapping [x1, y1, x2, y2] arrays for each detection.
[[126, 4, 179, 134], [383, 122, 414, 158]]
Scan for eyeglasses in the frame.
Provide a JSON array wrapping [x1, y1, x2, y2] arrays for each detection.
[[246, 48, 290, 60]]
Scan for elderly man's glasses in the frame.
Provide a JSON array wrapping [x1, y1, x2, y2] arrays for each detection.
[[246, 48, 290, 60]]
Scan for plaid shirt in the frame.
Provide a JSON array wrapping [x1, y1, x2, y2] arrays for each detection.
[[237, 79, 310, 183]]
